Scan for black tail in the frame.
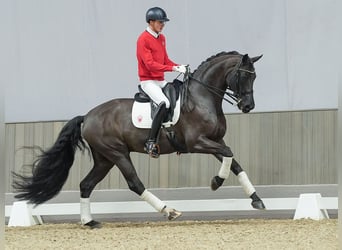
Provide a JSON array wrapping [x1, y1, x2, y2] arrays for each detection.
[[13, 116, 86, 205]]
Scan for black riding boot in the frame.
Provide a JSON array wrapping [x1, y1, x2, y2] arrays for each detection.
[[145, 102, 167, 158]]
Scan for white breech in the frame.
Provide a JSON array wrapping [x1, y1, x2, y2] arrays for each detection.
[[140, 80, 170, 108]]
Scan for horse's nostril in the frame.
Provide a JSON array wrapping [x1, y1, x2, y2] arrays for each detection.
[[242, 103, 255, 113]]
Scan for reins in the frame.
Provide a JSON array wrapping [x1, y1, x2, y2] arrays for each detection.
[[188, 75, 239, 105]]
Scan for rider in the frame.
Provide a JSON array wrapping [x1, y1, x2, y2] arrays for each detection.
[[136, 7, 186, 158]]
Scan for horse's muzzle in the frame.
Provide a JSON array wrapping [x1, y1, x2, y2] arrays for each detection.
[[238, 95, 255, 113]]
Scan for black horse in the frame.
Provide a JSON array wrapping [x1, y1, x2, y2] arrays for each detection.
[[13, 51, 264, 228]]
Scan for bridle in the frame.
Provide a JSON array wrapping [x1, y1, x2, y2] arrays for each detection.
[[180, 59, 255, 106], [225, 61, 255, 103]]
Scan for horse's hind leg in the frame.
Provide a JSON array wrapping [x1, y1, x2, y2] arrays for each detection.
[[115, 153, 182, 220], [79, 149, 114, 228]]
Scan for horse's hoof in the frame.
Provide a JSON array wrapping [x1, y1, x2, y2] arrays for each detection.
[[210, 176, 224, 191], [167, 209, 182, 221], [252, 200, 266, 210], [84, 220, 102, 229]]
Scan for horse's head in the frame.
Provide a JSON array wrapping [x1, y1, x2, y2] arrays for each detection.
[[227, 54, 262, 113], [187, 51, 262, 114]]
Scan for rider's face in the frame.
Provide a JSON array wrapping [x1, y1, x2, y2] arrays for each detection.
[[149, 20, 165, 33]]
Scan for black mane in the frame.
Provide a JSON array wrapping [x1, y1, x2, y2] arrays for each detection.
[[192, 51, 241, 75]]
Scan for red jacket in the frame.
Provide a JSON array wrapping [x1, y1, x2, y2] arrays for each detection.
[[136, 30, 177, 81]]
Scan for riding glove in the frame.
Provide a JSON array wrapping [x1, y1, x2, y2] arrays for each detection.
[[173, 65, 187, 74]]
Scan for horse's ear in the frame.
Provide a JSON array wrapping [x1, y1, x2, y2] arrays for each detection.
[[251, 55, 263, 63], [242, 54, 249, 63]]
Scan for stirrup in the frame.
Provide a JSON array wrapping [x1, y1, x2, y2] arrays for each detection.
[[144, 140, 160, 158]]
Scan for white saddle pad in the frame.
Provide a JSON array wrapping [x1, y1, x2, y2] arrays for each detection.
[[132, 99, 181, 128]]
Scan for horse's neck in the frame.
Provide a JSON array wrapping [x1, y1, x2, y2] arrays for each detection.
[[187, 58, 237, 109]]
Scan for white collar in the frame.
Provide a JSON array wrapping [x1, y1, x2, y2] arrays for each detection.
[[146, 26, 159, 38]]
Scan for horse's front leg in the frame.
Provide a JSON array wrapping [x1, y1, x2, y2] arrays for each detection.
[[212, 153, 265, 210], [198, 137, 265, 210], [230, 158, 265, 209]]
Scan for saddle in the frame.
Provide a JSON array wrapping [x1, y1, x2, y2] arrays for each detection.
[[134, 79, 183, 122], [132, 79, 187, 153]]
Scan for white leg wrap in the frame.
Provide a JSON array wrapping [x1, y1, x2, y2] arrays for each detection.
[[237, 171, 256, 196], [140, 190, 166, 212], [80, 198, 93, 224], [218, 157, 232, 179]]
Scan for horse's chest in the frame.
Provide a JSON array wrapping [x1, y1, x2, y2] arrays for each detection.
[[198, 112, 226, 138], [210, 119, 226, 139]]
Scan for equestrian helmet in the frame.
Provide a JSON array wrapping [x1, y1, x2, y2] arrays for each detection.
[[146, 7, 170, 23]]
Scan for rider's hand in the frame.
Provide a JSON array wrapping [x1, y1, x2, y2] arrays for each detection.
[[173, 65, 187, 74]]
